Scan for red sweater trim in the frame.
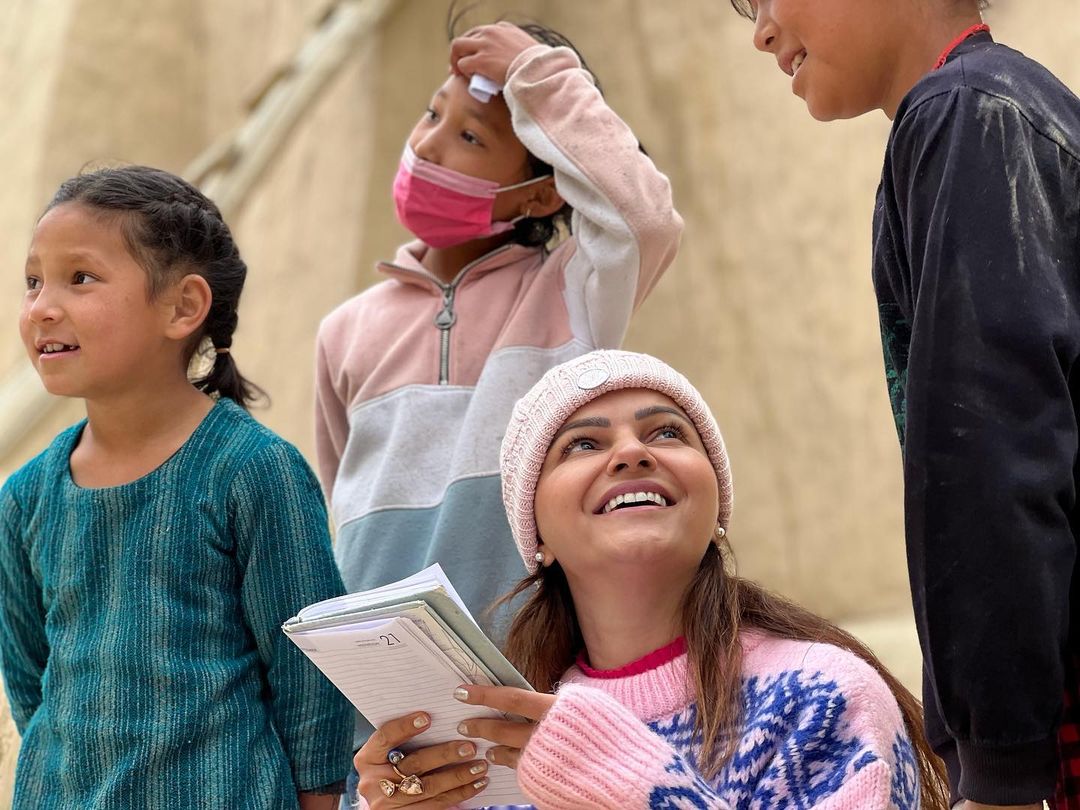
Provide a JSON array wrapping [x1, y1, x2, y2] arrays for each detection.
[[576, 637, 688, 679], [934, 23, 991, 70]]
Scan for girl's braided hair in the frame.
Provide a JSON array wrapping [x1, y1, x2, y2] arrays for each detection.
[[47, 165, 264, 409]]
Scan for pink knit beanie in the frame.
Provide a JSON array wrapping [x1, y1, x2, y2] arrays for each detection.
[[500, 350, 733, 573]]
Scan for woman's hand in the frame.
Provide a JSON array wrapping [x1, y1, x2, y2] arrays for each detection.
[[453, 684, 558, 768], [449, 22, 542, 85], [353, 711, 490, 808]]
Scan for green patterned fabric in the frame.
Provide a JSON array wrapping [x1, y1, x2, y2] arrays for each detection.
[[0, 399, 352, 808], [877, 302, 911, 447]]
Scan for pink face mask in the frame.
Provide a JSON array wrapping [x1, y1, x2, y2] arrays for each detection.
[[392, 145, 551, 249]]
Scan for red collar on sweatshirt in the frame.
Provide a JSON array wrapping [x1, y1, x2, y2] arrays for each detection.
[[576, 637, 688, 679], [934, 23, 991, 70]]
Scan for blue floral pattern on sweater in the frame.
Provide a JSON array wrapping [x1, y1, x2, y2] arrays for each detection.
[[890, 733, 919, 807], [643, 670, 918, 809], [648, 755, 719, 808]]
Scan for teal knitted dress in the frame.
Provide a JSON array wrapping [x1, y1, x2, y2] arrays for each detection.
[[0, 399, 352, 808]]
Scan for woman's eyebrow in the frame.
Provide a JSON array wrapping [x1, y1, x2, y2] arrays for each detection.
[[551, 416, 610, 442], [635, 405, 692, 423]]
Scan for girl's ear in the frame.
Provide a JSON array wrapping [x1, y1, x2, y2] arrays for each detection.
[[163, 273, 212, 342], [522, 177, 564, 220]]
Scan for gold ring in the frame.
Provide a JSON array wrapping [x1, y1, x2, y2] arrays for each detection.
[[388, 764, 421, 794]]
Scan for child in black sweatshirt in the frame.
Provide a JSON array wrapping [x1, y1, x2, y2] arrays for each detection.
[[732, 1, 1080, 807]]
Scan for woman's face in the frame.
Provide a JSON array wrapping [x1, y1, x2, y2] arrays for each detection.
[[534, 388, 719, 580]]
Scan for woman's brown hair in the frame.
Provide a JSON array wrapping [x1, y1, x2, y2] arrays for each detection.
[[500, 539, 949, 809]]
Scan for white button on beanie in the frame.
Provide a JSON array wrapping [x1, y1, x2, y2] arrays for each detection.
[[500, 350, 734, 573]]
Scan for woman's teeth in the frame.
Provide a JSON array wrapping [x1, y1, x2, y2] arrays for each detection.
[[603, 491, 669, 514], [792, 52, 806, 74], [42, 343, 76, 353]]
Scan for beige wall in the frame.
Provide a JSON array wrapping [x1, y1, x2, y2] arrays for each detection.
[[0, 1, 1076, 803]]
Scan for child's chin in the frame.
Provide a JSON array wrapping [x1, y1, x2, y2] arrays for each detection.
[[805, 97, 842, 122], [804, 93, 870, 123], [40, 381, 80, 398], [33, 370, 68, 393]]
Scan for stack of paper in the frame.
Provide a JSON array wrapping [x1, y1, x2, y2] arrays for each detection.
[[283, 564, 531, 808]]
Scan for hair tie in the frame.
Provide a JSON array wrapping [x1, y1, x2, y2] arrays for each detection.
[[214, 346, 230, 355]]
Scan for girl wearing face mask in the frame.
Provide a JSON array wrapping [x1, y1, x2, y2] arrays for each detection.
[[354, 350, 950, 809], [315, 15, 681, 684]]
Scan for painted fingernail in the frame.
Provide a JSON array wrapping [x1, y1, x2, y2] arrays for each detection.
[[414, 714, 429, 728], [457, 743, 474, 758], [453, 687, 470, 701], [473, 778, 488, 790], [470, 762, 487, 775], [457, 721, 469, 735]]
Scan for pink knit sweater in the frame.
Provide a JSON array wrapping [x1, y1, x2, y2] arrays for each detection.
[[512, 632, 919, 809]]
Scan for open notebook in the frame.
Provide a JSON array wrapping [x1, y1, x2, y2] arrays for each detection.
[[283, 564, 531, 808]]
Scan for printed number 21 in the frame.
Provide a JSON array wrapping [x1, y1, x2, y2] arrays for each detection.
[[380, 634, 401, 646]]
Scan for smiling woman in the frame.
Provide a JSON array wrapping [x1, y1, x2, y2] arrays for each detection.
[[353, 350, 951, 809], [486, 350, 951, 808]]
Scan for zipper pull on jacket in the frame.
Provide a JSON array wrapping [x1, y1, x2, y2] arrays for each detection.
[[434, 291, 457, 329]]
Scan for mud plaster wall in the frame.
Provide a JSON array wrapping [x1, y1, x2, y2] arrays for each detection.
[[0, 1, 1076, 803]]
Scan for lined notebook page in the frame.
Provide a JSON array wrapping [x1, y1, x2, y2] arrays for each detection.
[[289, 616, 529, 807]]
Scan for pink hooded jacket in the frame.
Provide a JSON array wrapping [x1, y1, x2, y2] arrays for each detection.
[[314, 43, 683, 635]]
